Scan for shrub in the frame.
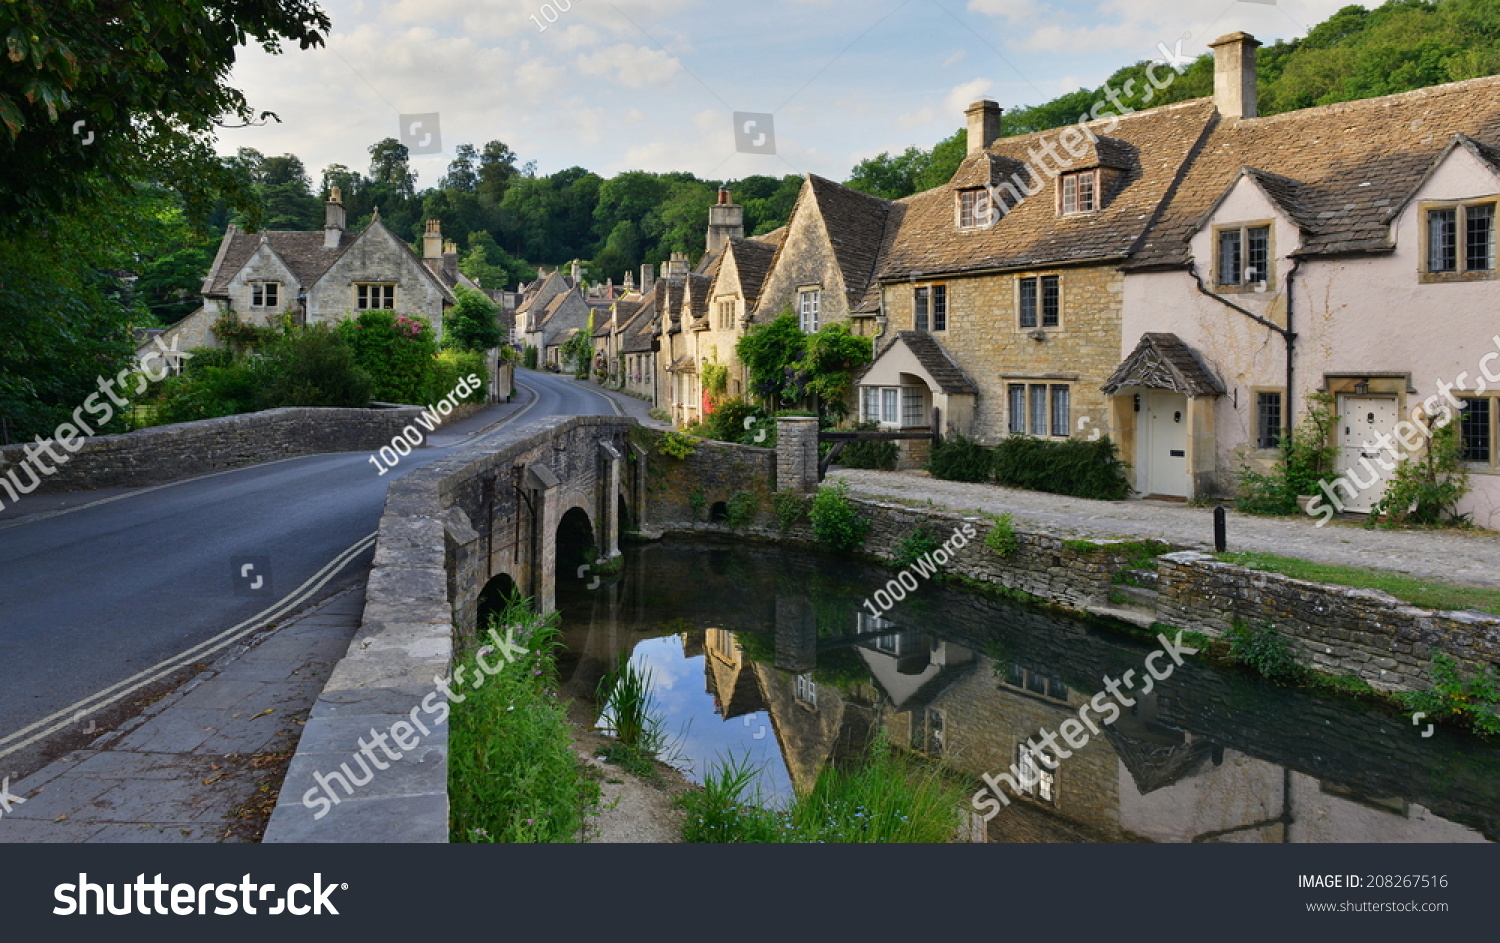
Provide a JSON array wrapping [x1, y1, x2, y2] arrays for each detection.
[[1225, 620, 1305, 685], [1369, 419, 1471, 527], [809, 479, 869, 551], [892, 524, 944, 572], [725, 491, 758, 529], [657, 430, 698, 460], [984, 512, 1019, 558], [445, 284, 502, 352], [773, 489, 809, 533], [523, 345, 539, 369], [255, 323, 374, 408], [838, 420, 899, 470], [699, 398, 760, 444], [992, 435, 1132, 500], [1236, 391, 1338, 515], [429, 348, 488, 404], [928, 434, 993, 482], [1397, 653, 1500, 737], [338, 311, 438, 404]]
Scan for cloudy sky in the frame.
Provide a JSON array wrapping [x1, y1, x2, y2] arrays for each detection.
[[219, 0, 1375, 188]]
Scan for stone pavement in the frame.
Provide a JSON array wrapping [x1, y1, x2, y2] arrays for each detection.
[[829, 468, 1500, 590], [0, 586, 363, 843]]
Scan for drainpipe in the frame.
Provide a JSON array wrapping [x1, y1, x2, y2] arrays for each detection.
[[1188, 259, 1300, 445]]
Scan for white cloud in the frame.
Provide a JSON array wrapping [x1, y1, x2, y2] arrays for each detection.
[[575, 43, 683, 88]]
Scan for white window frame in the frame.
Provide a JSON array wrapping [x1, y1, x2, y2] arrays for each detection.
[[798, 289, 821, 332], [1017, 742, 1057, 803], [1059, 170, 1098, 215], [957, 189, 991, 229], [794, 673, 817, 706], [862, 384, 922, 429]]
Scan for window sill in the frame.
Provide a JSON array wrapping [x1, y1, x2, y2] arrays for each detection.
[[1419, 271, 1496, 285], [1214, 283, 1274, 294]]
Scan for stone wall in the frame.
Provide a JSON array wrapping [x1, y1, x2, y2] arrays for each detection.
[[0, 406, 424, 497], [664, 480, 1499, 695], [265, 414, 636, 843], [878, 264, 1122, 443], [633, 427, 778, 533], [1155, 551, 1500, 692]]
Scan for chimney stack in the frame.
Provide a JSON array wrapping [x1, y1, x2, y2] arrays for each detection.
[[1209, 31, 1260, 120], [965, 100, 1003, 155], [571, 259, 582, 283], [442, 240, 458, 280], [324, 187, 346, 249], [422, 220, 443, 264], [640, 263, 655, 294], [706, 188, 745, 256], [664, 252, 689, 279], [624, 271, 636, 293]]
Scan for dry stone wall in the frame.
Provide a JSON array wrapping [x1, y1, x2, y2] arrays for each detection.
[[0, 406, 423, 495]]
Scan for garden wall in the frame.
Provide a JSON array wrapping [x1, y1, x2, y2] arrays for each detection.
[[0, 406, 423, 495]]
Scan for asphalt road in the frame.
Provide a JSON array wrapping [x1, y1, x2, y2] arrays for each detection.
[[0, 370, 614, 766]]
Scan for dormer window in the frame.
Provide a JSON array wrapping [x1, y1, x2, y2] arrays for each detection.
[[1059, 171, 1097, 215], [1215, 224, 1272, 289], [1424, 200, 1496, 278], [957, 189, 993, 229]]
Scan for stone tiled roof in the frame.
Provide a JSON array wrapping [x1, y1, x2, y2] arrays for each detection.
[[806, 175, 895, 306], [622, 287, 659, 353], [723, 237, 778, 304], [755, 226, 787, 247], [684, 272, 713, 327], [203, 225, 356, 295], [665, 355, 697, 374], [1101, 332, 1225, 396], [1129, 76, 1500, 267], [867, 332, 979, 395], [853, 202, 908, 314], [517, 270, 568, 314], [878, 99, 1218, 279]]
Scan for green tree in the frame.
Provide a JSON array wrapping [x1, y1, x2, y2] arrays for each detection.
[[446, 285, 502, 352], [0, 0, 331, 234], [737, 310, 807, 409]]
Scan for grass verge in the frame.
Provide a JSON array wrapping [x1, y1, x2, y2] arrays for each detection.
[[449, 597, 600, 842], [1215, 551, 1500, 615], [679, 733, 966, 843]]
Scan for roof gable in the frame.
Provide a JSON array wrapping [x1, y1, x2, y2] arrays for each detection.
[[1102, 333, 1225, 397]]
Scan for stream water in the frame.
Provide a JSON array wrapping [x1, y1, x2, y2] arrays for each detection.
[[554, 538, 1500, 843]]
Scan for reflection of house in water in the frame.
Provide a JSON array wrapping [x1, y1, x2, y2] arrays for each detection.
[[802, 613, 1488, 843]]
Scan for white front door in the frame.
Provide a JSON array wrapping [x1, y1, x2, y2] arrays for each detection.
[[1138, 390, 1191, 497], [1336, 395, 1400, 513]]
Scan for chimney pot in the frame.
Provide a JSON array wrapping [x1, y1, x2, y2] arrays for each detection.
[[1209, 31, 1260, 120], [965, 100, 1003, 155]]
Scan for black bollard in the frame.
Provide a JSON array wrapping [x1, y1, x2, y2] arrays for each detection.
[[1214, 505, 1227, 553]]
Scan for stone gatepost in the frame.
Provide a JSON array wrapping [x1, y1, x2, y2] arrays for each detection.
[[776, 416, 821, 493], [599, 440, 623, 559]]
